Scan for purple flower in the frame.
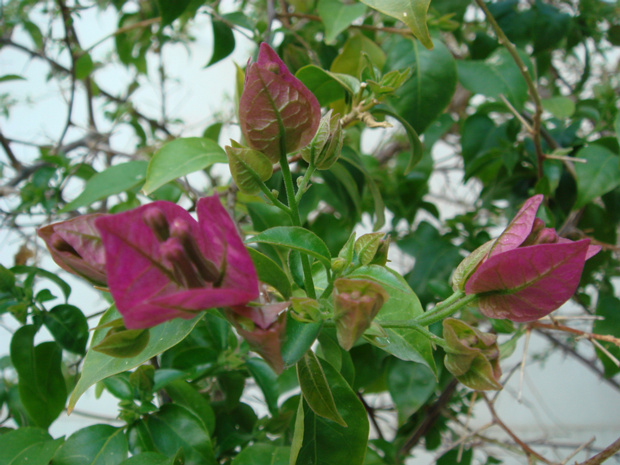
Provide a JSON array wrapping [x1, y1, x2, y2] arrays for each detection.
[[239, 43, 321, 163], [37, 214, 108, 286], [458, 195, 601, 322], [95, 196, 259, 329]]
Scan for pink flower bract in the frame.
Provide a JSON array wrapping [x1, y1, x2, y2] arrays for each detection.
[[465, 195, 601, 322], [95, 196, 259, 329], [239, 43, 321, 163]]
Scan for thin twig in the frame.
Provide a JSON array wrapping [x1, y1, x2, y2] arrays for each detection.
[[575, 436, 620, 465], [530, 322, 620, 348], [357, 393, 385, 441]]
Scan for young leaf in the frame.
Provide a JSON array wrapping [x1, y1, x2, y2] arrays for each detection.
[[296, 350, 346, 426], [143, 138, 227, 194], [61, 161, 148, 212]]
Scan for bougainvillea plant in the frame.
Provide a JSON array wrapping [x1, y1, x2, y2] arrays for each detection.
[[1, 1, 619, 465]]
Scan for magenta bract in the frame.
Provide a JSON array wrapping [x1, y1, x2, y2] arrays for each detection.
[[95, 196, 259, 329], [464, 195, 601, 322], [238, 43, 321, 163], [37, 214, 108, 286]]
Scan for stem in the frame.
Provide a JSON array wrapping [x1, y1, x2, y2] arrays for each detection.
[[295, 163, 316, 204], [258, 181, 291, 214], [278, 149, 317, 299], [414, 291, 478, 327]]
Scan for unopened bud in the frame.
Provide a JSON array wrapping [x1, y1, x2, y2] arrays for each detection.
[[143, 207, 170, 242], [160, 238, 204, 289], [333, 278, 388, 350], [300, 110, 343, 170], [170, 218, 220, 283], [225, 140, 273, 195]]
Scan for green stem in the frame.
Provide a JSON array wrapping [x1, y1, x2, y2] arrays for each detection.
[[295, 163, 315, 204], [279, 149, 317, 299], [258, 181, 291, 214], [415, 292, 479, 327]]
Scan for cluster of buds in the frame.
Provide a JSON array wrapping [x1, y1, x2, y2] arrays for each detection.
[[442, 318, 501, 391], [300, 110, 344, 170]]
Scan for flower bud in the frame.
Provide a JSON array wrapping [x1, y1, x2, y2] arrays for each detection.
[[354, 233, 386, 266], [225, 140, 273, 195], [442, 318, 502, 391], [37, 214, 107, 286], [300, 110, 343, 169], [333, 278, 389, 350]]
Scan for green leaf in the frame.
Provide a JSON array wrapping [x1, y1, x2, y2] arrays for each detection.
[[61, 161, 148, 212], [347, 266, 437, 376], [157, 0, 192, 25], [331, 33, 386, 77], [247, 248, 292, 299], [207, 20, 235, 67], [542, 96, 575, 119], [232, 443, 290, 465], [142, 404, 216, 465], [318, 0, 366, 44], [248, 226, 331, 269], [290, 397, 305, 465], [593, 293, 620, 378], [52, 425, 128, 465], [386, 358, 437, 424], [614, 112, 620, 145], [43, 304, 89, 354], [11, 265, 72, 301], [0, 427, 64, 465], [281, 315, 322, 368], [0, 74, 26, 83], [92, 328, 150, 358], [297, 351, 346, 426], [457, 49, 533, 110], [574, 145, 620, 209], [246, 358, 280, 415], [360, 0, 433, 49], [119, 452, 176, 465], [164, 379, 216, 435], [372, 107, 423, 173], [10, 326, 67, 429], [296, 359, 368, 465], [68, 306, 202, 412], [143, 138, 227, 194], [386, 35, 457, 133], [296, 65, 361, 106], [75, 52, 94, 79]]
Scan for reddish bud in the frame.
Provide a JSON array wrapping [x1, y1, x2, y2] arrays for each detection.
[[333, 278, 389, 350]]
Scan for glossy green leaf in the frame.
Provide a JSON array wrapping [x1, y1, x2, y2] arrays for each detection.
[[614, 112, 620, 144], [386, 35, 456, 133], [43, 304, 89, 354], [52, 425, 128, 465], [164, 379, 216, 435], [296, 359, 368, 465], [10, 326, 67, 429], [290, 396, 305, 465], [207, 20, 235, 67], [372, 107, 423, 173], [387, 358, 437, 424], [232, 443, 290, 465], [69, 306, 202, 412], [574, 145, 620, 209], [297, 351, 346, 426], [593, 293, 620, 378], [318, 0, 366, 44], [360, 0, 432, 49], [247, 248, 292, 299], [248, 226, 331, 269], [12, 265, 72, 301], [246, 358, 280, 415], [157, 0, 192, 25], [142, 404, 216, 465], [0, 427, 63, 465], [143, 138, 227, 194], [281, 315, 322, 368], [347, 266, 437, 376], [61, 161, 148, 212], [331, 33, 386, 77], [92, 328, 150, 358], [119, 452, 176, 465], [296, 65, 361, 106], [457, 49, 532, 110]]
